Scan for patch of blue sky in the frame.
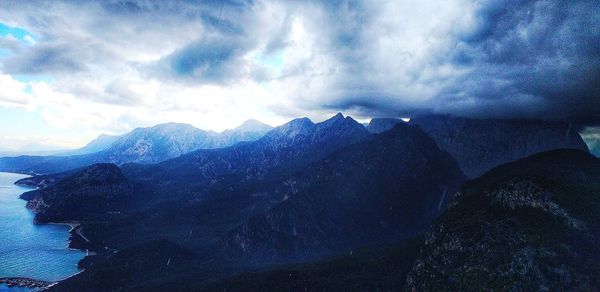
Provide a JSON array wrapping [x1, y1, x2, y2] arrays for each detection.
[[0, 107, 46, 136], [13, 75, 54, 84], [0, 48, 11, 58], [0, 22, 35, 44], [255, 51, 284, 72], [12, 75, 54, 94]]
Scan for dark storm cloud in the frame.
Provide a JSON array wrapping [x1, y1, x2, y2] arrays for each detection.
[[438, 0, 600, 123], [0, 0, 598, 125], [299, 0, 600, 124], [160, 36, 246, 82]]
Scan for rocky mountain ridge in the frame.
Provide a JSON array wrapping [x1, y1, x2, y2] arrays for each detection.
[[366, 115, 590, 177], [0, 120, 273, 174]]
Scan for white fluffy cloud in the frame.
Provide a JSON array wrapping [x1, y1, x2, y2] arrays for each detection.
[[0, 73, 34, 108]]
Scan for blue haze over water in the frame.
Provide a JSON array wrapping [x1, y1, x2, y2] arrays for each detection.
[[0, 172, 85, 283]]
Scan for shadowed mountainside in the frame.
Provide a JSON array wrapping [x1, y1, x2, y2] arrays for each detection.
[[12, 114, 595, 291], [43, 116, 465, 291], [407, 149, 600, 290], [366, 115, 590, 177], [19, 163, 136, 223]]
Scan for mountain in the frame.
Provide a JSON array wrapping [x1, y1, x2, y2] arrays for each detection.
[[0, 120, 273, 174], [218, 119, 274, 145], [366, 115, 590, 177], [580, 128, 600, 157], [0, 142, 69, 157], [19, 163, 135, 223], [218, 122, 465, 264], [44, 115, 464, 290], [22, 115, 597, 291], [366, 118, 407, 133], [23, 114, 372, 252], [121, 113, 370, 199], [16, 142, 68, 153], [0, 149, 67, 157], [592, 145, 600, 157], [64, 134, 121, 155], [406, 149, 600, 290], [101, 122, 219, 165], [36, 114, 465, 290], [199, 239, 422, 291]]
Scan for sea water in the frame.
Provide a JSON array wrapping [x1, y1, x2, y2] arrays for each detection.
[[0, 172, 85, 282]]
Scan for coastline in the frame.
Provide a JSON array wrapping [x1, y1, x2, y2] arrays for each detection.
[[45, 221, 90, 249], [0, 277, 53, 290], [3, 172, 93, 290]]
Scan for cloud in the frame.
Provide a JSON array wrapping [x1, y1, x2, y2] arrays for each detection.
[[0, 73, 34, 108], [0, 0, 598, 150], [147, 34, 248, 83], [1, 42, 89, 74], [440, 0, 600, 123]]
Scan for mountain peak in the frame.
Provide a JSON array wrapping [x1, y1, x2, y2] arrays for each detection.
[[315, 113, 345, 127], [329, 112, 344, 121], [285, 117, 314, 128], [264, 117, 314, 140], [229, 119, 273, 133], [69, 163, 127, 185], [367, 118, 403, 134], [150, 122, 198, 131]]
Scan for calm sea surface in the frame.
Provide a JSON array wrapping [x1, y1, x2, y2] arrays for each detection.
[[0, 172, 85, 282]]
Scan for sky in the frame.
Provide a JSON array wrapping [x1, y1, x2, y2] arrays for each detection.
[[0, 0, 598, 150]]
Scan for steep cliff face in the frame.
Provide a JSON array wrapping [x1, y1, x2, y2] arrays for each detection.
[[406, 149, 600, 290], [411, 115, 589, 177], [20, 163, 135, 223], [218, 123, 465, 264], [367, 116, 590, 178]]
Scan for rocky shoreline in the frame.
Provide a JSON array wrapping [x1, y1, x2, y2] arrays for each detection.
[[12, 177, 95, 289], [0, 277, 53, 289]]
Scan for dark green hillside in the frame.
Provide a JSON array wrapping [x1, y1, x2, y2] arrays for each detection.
[[198, 239, 421, 292], [407, 149, 600, 290]]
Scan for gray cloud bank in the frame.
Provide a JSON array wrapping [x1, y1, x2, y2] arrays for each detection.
[[0, 0, 598, 124]]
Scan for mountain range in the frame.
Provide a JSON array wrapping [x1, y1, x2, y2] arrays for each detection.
[[367, 116, 589, 177], [33, 113, 464, 290], [0, 120, 273, 174], [6, 113, 598, 291]]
